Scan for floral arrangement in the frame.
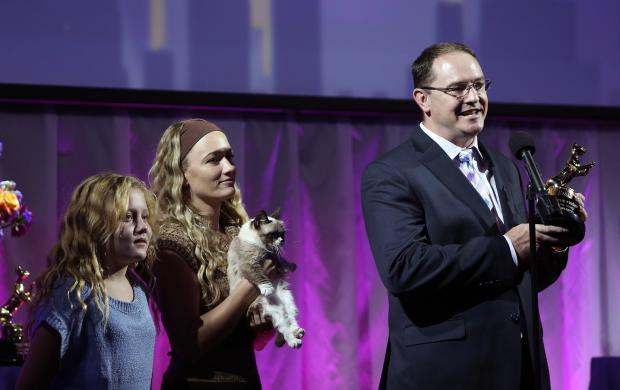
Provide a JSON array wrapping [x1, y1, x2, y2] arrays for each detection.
[[0, 143, 32, 237]]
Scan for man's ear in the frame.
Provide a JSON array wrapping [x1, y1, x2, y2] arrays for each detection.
[[412, 88, 431, 116]]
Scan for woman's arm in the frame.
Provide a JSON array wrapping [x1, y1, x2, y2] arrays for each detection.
[[154, 249, 262, 362], [16, 323, 60, 389]]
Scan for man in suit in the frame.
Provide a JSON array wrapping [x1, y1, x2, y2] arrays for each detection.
[[361, 43, 587, 389]]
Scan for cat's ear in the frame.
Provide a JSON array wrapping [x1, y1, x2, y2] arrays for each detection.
[[270, 207, 281, 220], [252, 210, 268, 229]]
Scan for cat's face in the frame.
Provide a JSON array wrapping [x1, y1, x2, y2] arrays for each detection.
[[251, 209, 285, 251]]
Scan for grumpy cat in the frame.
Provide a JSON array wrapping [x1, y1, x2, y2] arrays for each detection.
[[227, 209, 304, 348]]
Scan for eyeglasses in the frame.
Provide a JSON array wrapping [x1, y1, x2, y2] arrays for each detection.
[[419, 79, 492, 99]]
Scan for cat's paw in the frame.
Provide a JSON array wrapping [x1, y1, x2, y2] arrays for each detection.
[[293, 327, 305, 339], [283, 328, 304, 348], [286, 336, 302, 349], [258, 283, 274, 296]]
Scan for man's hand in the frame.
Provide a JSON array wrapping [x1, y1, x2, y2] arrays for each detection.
[[548, 191, 588, 252], [574, 192, 588, 222], [506, 192, 589, 262], [505, 223, 569, 262]]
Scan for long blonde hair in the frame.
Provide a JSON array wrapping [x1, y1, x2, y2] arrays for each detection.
[[30, 173, 158, 329], [149, 119, 248, 308]]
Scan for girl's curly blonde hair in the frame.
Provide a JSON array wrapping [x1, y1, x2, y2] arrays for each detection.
[[29, 173, 158, 330], [149, 119, 248, 308]]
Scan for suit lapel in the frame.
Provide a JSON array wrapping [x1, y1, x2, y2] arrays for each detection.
[[410, 131, 498, 232], [479, 143, 520, 229]]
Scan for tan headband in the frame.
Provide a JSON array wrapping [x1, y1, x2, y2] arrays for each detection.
[[179, 119, 223, 161]]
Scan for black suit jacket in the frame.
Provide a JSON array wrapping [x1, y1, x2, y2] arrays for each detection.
[[361, 129, 567, 390]]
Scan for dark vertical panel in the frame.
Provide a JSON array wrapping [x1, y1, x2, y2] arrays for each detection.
[[437, 2, 463, 43], [272, 0, 321, 95], [187, 1, 249, 92], [144, 50, 174, 90]]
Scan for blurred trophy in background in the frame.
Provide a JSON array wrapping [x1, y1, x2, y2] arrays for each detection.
[[544, 143, 596, 246], [0, 266, 32, 365], [0, 141, 35, 366]]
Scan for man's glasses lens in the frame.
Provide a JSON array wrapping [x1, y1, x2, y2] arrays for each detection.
[[452, 80, 491, 98], [421, 79, 492, 98]]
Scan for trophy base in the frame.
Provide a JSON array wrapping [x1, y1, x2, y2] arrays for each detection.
[[543, 184, 585, 246], [0, 339, 23, 366], [545, 210, 585, 247]]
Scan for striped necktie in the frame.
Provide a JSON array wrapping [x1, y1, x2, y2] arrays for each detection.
[[457, 148, 494, 211]]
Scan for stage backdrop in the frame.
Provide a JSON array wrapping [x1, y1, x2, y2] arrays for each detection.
[[0, 103, 618, 390], [2, 0, 620, 106]]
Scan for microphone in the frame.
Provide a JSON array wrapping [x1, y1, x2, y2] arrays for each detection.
[[508, 132, 546, 194], [509, 131, 584, 245]]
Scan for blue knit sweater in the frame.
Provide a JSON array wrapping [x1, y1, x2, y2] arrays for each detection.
[[33, 274, 156, 389]]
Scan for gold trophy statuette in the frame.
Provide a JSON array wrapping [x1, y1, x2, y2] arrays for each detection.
[[544, 143, 595, 245], [0, 266, 32, 365]]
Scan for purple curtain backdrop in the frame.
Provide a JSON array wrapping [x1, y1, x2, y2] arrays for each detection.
[[0, 105, 618, 390]]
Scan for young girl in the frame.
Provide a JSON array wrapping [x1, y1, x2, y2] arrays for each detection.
[[17, 173, 158, 389]]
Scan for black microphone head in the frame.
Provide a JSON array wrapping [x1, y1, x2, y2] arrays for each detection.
[[508, 131, 536, 160]]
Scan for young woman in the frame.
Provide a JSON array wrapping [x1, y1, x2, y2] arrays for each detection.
[[149, 119, 274, 389], [17, 173, 158, 390]]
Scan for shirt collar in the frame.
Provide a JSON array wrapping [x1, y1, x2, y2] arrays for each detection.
[[419, 123, 482, 161]]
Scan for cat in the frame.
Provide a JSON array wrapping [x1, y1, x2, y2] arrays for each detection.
[[227, 209, 305, 348]]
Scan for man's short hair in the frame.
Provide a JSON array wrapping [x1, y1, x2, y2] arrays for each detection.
[[411, 42, 477, 88]]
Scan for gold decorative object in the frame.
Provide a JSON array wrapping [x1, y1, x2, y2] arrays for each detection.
[[544, 143, 595, 245], [0, 266, 33, 365]]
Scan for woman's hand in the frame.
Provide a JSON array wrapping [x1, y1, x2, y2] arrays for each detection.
[[248, 259, 280, 350], [249, 303, 271, 329], [249, 303, 276, 350], [231, 258, 278, 308]]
